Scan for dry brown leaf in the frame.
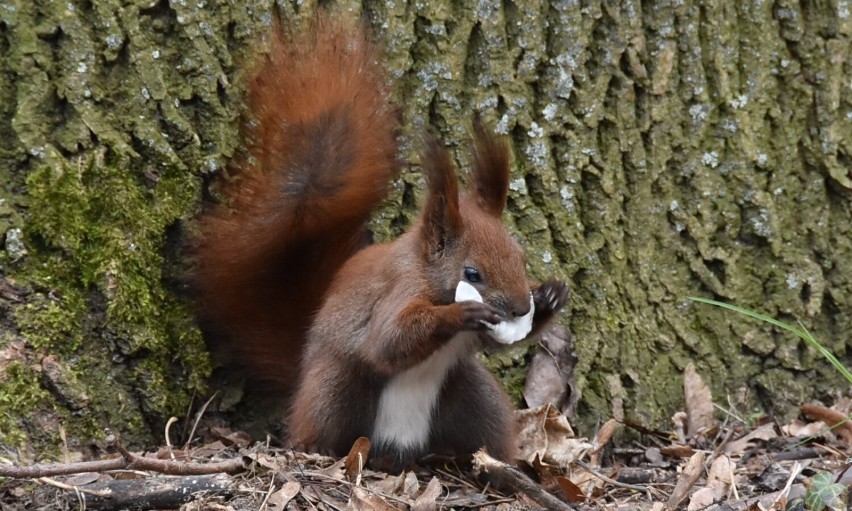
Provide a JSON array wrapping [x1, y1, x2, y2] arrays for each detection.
[[782, 419, 827, 438], [401, 471, 420, 498], [724, 423, 778, 454], [192, 440, 228, 458], [61, 472, 100, 486], [529, 453, 562, 486], [687, 487, 717, 510], [350, 487, 400, 511], [684, 363, 716, 437], [243, 452, 283, 472], [411, 477, 443, 511], [344, 437, 371, 480], [569, 464, 600, 491], [556, 475, 585, 503], [321, 456, 347, 481], [154, 446, 187, 459], [208, 427, 252, 448], [707, 455, 734, 486], [523, 326, 577, 414], [516, 404, 592, 467], [370, 472, 403, 494], [667, 450, 706, 509], [687, 454, 734, 510], [267, 481, 300, 509]]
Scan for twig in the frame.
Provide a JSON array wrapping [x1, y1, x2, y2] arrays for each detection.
[[574, 460, 650, 493], [772, 447, 823, 461], [80, 473, 234, 510], [107, 430, 247, 475], [770, 461, 802, 509], [184, 391, 219, 450], [37, 476, 110, 497], [707, 427, 736, 466], [258, 471, 277, 511], [472, 450, 575, 511], [464, 496, 518, 508], [0, 457, 128, 478], [0, 430, 247, 479], [434, 468, 481, 491]]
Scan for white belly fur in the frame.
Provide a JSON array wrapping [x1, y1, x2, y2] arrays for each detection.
[[373, 332, 475, 452]]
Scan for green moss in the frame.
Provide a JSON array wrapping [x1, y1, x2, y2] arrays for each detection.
[[2, 0, 850, 451], [0, 362, 51, 448], [10, 143, 210, 441], [15, 288, 86, 351], [1, 0, 268, 452]]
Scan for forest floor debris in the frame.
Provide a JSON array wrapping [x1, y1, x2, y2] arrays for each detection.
[[1, 367, 850, 510]]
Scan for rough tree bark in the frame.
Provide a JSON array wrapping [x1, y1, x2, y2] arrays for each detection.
[[0, 0, 849, 453]]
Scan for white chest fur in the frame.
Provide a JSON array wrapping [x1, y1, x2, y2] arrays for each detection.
[[372, 332, 474, 452]]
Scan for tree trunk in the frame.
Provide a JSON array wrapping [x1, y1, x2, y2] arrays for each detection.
[[0, 0, 849, 453]]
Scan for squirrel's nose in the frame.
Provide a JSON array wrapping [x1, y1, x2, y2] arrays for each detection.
[[510, 297, 531, 318]]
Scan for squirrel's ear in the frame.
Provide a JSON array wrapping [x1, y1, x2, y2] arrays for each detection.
[[421, 136, 462, 257], [468, 118, 510, 217]]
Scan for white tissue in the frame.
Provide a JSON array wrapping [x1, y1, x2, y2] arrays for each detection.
[[454, 281, 534, 345]]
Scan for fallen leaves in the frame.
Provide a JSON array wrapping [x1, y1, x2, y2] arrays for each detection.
[[411, 477, 442, 511], [723, 423, 778, 454], [800, 403, 852, 444], [3, 349, 852, 510], [668, 451, 706, 509], [684, 363, 717, 438], [516, 404, 592, 467], [266, 480, 300, 509], [523, 326, 579, 415]]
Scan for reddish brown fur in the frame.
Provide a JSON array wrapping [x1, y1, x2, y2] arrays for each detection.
[[193, 17, 398, 389], [195, 15, 568, 468], [288, 120, 564, 466]]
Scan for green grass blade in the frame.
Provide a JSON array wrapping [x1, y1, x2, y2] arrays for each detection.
[[688, 296, 852, 384]]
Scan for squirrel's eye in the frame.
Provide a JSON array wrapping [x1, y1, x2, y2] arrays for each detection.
[[464, 267, 482, 283]]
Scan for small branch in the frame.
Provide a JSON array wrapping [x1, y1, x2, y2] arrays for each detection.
[[82, 473, 235, 510], [37, 477, 111, 497], [574, 460, 649, 493], [772, 447, 823, 461], [0, 458, 128, 478], [472, 450, 575, 511], [107, 429, 248, 476], [0, 430, 247, 479]]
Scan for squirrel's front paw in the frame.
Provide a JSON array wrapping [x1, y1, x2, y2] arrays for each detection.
[[456, 300, 502, 331], [533, 280, 569, 315]]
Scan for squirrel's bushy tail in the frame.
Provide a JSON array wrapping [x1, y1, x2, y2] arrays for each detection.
[[194, 16, 399, 388]]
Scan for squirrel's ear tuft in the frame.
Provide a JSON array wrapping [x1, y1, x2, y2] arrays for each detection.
[[421, 136, 463, 257], [468, 118, 510, 217]]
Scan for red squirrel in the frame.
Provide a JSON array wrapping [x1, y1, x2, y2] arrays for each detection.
[[194, 15, 568, 468]]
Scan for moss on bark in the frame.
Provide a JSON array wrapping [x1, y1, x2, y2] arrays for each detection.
[[0, 0, 850, 453]]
